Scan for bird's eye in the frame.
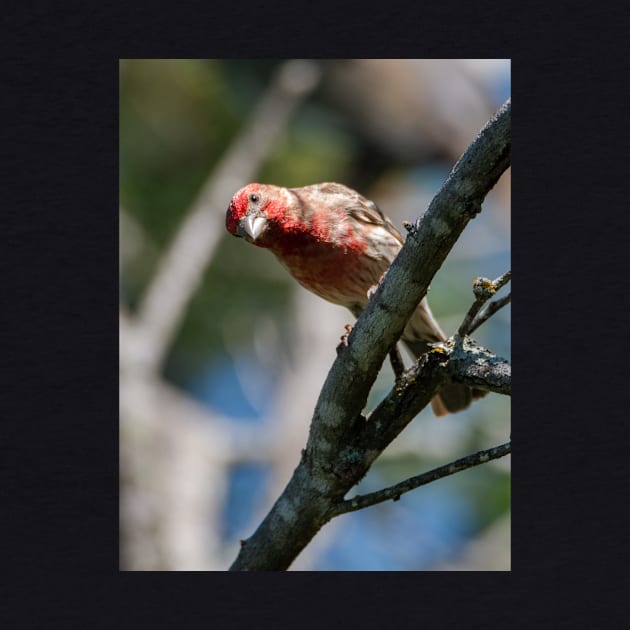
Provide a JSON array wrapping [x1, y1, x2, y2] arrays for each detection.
[[249, 194, 259, 203]]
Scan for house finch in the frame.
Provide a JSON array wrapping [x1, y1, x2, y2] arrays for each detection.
[[226, 182, 485, 415]]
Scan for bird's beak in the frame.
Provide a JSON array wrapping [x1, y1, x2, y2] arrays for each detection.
[[237, 214, 268, 242]]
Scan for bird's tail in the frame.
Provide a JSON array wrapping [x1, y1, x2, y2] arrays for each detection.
[[430, 382, 487, 416]]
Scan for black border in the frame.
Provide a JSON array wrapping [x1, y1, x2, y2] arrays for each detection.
[[4, 0, 626, 626]]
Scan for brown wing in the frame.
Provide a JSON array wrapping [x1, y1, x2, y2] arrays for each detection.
[[346, 201, 404, 245], [298, 181, 405, 246]]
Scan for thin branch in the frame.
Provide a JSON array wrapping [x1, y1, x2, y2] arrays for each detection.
[[388, 344, 406, 381], [468, 292, 511, 335], [354, 348, 451, 460], [132, 60, 322, 372], [328, 441, 511, 517]]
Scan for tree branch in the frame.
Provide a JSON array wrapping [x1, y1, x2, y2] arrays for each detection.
[[229, 98, 511, 571], [447, 338, 511, 395], [468, 292, 511, 335], [328, 442, 511, 518], [388, 344, 406, 380]]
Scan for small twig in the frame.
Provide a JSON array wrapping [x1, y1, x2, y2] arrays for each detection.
[[468, 292, 511, 335], [328, 441, 511, 518], [402, 219, 417, 237], [336, 324, 353, 355], [458, 270, 511, 337]]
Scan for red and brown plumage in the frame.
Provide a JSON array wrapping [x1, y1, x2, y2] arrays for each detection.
[[226, 182, 485, 415]]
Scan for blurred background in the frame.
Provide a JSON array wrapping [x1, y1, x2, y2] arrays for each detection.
[[119, 59, 511, 571]]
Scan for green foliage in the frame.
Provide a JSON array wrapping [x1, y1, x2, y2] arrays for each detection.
[[119, 59, 242, 245]]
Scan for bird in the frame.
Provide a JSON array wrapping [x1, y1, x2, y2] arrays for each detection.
[[226, 181, 485, 415]]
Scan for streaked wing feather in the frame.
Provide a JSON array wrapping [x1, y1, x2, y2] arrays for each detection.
[[346, 202, 404, 245]]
